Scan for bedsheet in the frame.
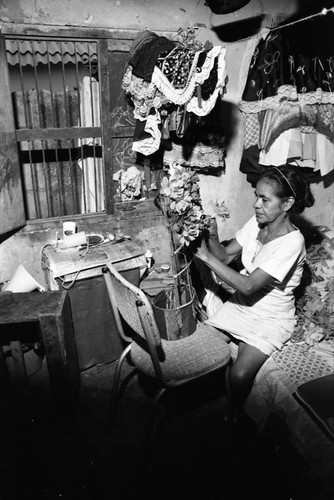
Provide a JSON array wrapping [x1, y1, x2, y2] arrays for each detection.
[[229, 341, 334, 492]]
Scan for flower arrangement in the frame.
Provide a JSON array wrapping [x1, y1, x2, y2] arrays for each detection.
[[159, 162, 229, 249]]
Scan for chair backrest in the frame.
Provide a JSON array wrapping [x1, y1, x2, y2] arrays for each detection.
[[102, 263, 165, 379]]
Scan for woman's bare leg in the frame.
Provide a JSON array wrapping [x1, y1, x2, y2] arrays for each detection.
[[228, 341, 269, 419]]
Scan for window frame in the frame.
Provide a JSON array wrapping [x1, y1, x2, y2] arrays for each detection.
[[1, 23, 178, 229], [1, 24, 140, 225]]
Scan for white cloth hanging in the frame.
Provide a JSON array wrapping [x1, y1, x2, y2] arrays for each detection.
[[78, 76, 104, 213]]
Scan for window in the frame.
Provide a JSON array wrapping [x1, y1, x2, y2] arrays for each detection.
[[1, 28, 140, 223]]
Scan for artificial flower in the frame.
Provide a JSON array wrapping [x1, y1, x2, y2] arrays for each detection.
[[159, 162, 216, 247]]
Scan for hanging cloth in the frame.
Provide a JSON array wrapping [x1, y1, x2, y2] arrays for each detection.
[[122, 32, 227, 156], [240, 15, 334, 114], [239, 14, 334, 183]]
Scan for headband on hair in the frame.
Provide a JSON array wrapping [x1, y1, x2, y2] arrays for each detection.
[[273, 167, 296, 197]]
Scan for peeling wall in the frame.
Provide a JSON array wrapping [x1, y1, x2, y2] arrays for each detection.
[[1, 0, 333, 287], [0, 0, 297, 32]]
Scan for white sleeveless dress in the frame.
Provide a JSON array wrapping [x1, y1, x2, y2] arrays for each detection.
[[204, 215, 306, 355]]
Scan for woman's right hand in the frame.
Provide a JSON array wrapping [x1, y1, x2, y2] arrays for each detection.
[[208, 217, 219, 239], [195, 238, 211, 263]]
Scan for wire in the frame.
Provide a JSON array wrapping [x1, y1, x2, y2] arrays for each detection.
[[209, 6, 334, 44], [270, 7, 334, 33], [57, 245, 91, 290]]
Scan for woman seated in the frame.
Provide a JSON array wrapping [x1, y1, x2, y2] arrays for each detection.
[[194, 165, 315, 420]]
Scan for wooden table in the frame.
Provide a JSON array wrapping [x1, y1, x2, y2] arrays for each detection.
[[42, 240, 147, 370], [0, 291, 80, 408]]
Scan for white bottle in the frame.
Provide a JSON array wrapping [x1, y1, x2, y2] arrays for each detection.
[[145, 249, 153, 270]]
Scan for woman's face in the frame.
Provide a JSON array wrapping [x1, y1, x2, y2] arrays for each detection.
[[253, 180, 287, 225]]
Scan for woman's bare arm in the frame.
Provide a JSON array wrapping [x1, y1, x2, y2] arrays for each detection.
[[196, 239, 275, 296], [205, 217, 241, 264], [207, 237, 242, 266]]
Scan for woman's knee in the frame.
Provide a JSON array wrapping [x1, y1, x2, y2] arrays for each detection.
[[228, 363, 253, 390]]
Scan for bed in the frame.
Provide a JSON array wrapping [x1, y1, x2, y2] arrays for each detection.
[[239, 225, 334, 493]]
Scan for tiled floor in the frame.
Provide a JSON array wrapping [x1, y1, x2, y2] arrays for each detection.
[[0, 357, 328, 500]]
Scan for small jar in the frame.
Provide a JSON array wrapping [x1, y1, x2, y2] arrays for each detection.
[[144, 249, 154, 270]]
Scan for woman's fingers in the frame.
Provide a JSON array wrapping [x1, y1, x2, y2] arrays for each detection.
[[208, 217, 218, 238]]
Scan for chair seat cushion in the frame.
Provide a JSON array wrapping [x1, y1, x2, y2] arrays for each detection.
[[130, 323, 230, 382]]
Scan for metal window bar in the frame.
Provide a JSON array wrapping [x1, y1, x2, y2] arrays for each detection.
[[41, 139, 52, 217], [79, 137, 87, 213], [31, 41, 42, 128], [60, 42, 69, 128], [88, 44, 95, 127], [27, 141, 41, 219], [67, 138, 76, 213], [46, 45, 56, 128], [74, 42, 82, 128], [16, 40, 29, 129], [54, 138, 65, 215], [93, 137, 98, 207]]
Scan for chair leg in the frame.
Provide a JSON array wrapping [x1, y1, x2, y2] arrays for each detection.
[[146, 387, 166, 447], [108, 344, 132, 429], [225, 362, 234, 424]]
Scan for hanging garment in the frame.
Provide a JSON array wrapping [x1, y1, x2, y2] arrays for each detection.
[[129, 35, 176, 82], [163, 103, 226, 171], [122, 66, 168, 121], [156, 46, 197, 89], [152, 46, 226, 114], [259, 129, 317, 168], [239, 16, 334, 177], [122, 35, 227, 156], [259, 102, 334, 152], [315, 133, 334, 176], [113, 166, 143, 202], [125, 30, 158, 72], [259, 129, 293, 166], [242, 112, 261, 150], [132, 111, 162, 156], [240, 20, 334, 113], [163, 142, 225, 172]]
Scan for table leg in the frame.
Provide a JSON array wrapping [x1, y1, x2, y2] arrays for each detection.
[[0, 347, 9, 400], [38, 293, 80, 412], [10, 340, 27, 389]]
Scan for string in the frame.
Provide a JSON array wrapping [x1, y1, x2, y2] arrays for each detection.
[[269, 7, 334, 33], [209, 7, 334, 44]]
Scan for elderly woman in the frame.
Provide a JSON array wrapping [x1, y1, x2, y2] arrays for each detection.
[[194, 165, 315, 419]]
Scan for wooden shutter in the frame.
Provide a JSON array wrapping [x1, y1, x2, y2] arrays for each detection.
[[102, 38, 136, 214], [0, 34, 26, 235]]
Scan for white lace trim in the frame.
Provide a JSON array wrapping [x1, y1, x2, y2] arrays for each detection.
[[152, 46, 226, 108], [239, 85, 334, 113], [132, 112, 161, 156], [151, 51, 201, 106], [122, 66, 167, 120], [186, 49, 227, 116], [163, 143, 225, 168]]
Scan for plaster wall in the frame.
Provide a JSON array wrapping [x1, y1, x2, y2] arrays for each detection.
[[1, 0, 333, 287], [0, 0, 297, 32]]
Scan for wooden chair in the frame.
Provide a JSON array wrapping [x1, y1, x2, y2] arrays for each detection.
[[102, 263, 231, 440]]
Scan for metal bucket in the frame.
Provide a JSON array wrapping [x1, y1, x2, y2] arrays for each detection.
[[152, 285, 197, 341]]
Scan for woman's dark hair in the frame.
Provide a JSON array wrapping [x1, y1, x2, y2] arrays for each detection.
[[258, 165, 315, 214]]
